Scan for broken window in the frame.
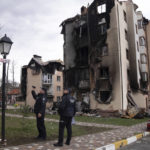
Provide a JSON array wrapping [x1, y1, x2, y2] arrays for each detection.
[[141, 54, 147, 64], [76, 47, 88, 66], [100, 91, 111, 103], [139, 37, 146, 46], [138, 20, 143, 29], [126, 49, 129, 60], [57, 76, 61, 82], [100, 45, 108, 56], [43, 73, 52, 84], [98, 23, 107, 35], [125, 29, 128, 40], [137, 41, 139, 52], [57, 86, 61, 92], [99, 67, 109, 78], [57, 96, 61, 102], [123, 11, 127, 22], [97, 4, 106, 14]]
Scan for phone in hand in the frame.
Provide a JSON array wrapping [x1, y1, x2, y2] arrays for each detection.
[[32, 86, 36, 89]]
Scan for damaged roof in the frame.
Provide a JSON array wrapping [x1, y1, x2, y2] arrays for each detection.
[[27, 55, 64, 74]]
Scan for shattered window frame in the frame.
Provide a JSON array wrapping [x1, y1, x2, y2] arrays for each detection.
[[100, 45, 108, 56], [98, 23, 107, 35], [57, 76, 61, 82], [99, 67, 109, 78], [97, 4, 106, 14], [43, 73, 52, 84], [100, 91, 111, 103]]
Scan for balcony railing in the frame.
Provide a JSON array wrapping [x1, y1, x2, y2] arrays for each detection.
[[42, 80, 52, 85]]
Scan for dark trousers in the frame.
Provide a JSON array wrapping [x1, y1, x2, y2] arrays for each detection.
[[58, 116, 72, 144], [36, 114, 46, 138]]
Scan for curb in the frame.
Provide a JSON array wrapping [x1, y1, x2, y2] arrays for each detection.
[[95, 131, 150, 150]]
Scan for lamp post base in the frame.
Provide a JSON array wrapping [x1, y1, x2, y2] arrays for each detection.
[[0, 139, 7, 147]]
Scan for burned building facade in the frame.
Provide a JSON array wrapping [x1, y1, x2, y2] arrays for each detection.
[[61, 0, 150, 114], [21, 55, 64, 107]]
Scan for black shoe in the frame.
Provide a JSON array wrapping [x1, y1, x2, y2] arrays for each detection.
[[65, 142, 70, 145], [35, 136, 42, 140], [41, 137, 46, 140], [53, 143, 63, 147]]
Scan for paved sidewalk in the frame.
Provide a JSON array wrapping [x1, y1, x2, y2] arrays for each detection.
[[0, 115, 147, 150]]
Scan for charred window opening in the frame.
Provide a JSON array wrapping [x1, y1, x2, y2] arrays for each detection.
[[64, 69, 76, 88], [100, 91, 111, 102], [98, 23, 107, 35], [75, 25, 88, 38], [126, 49, 129, 60], [87, 0, 115, 45], [95, 90, 112, 104], [125, 29, 128, 41], [78, 68, 90, 89], [76, 47, 89, 66], [99, 67, 109, 78], [100, 45, 108, 56], [74, 23, 88, 48], [97, 4, 106, 14], [123, 11, 127, 22], [32, 67, 40, 75]]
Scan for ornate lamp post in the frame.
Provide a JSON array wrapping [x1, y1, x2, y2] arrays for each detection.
[[0, 34, 13, 146]]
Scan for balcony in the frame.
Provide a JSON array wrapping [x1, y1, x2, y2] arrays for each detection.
[[42, 79, 52, 85]]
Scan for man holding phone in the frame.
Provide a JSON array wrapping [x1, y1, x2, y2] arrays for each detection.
[[31, 86, 47, 140]]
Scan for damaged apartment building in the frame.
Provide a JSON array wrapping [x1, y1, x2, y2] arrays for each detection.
[[21, 55, 64, 107], [61, 0, 150, 114]]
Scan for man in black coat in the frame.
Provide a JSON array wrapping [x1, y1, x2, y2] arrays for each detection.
[[32, 87, 47, 140], [54, 88, 76, 147]]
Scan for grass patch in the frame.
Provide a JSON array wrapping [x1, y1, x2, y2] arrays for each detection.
[[0, 116, 110, 146], [5, 109, 149, 126], [75, 116, 149, 126]]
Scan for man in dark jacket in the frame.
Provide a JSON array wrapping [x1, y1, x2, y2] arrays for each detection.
[[32, 87, 47, 140], [54, 88, 76, 147]]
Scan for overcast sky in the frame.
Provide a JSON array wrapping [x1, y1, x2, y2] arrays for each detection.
[[0, 0, 150, 83]]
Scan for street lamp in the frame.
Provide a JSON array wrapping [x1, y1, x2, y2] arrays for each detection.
[[0, 34, 13, 146]]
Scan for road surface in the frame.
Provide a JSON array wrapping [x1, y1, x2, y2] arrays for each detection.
[[120, 136, 150, 150]]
